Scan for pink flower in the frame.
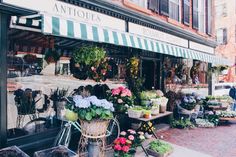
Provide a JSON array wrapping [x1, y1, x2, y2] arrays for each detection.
[[118, 86, 125, 91], [114, 144, 122, 151], [128, 129, 136, 134], [128, 135, 134, 141], [114, 139, 120, 145], [91, 66, 96, 71], [121, 88, 132, 97], [120, 131, 127, 136], [119, 137, 126, 145], [112, 88, 120, 95], [117, 99, 123, 104], [122, 145, 130, 153]]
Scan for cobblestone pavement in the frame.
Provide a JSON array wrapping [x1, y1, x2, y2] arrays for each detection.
[[157, 122, 236, 157]]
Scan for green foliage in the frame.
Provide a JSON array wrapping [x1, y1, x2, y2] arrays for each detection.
[[73, 46, 106, 66], [171, 118, 194, 129], [149, 140, 173, 155], [207, 114, 219, 126], [140, 91, 158, 100]]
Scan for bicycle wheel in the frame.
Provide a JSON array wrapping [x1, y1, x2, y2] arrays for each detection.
[[53, 122, 72, 147], [106, 118, 120, 147]]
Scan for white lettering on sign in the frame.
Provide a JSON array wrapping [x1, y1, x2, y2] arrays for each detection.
[[3, 0, 125, 31], [129, 22, 188, 48]]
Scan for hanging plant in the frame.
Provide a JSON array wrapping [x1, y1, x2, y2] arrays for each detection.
[[23, 54, 37, 64], [44, 49, 60, 63], [72, 46, 110, 82], [208, 65, 229, 75]]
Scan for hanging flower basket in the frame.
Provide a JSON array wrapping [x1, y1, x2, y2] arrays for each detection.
[[79, 119, 110, 138]]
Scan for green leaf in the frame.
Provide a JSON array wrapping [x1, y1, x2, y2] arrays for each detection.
[[85, 112, 92, 121], [95, 108, 102, 115]]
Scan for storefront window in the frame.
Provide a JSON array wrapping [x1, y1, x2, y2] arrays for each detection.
[[163, 56, 208, 93]]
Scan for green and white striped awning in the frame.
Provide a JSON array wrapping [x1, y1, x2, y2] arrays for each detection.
[[11, 14, 232, 66]]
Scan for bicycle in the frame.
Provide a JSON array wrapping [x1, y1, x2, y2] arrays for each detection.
[[53, 115, 120, 148]]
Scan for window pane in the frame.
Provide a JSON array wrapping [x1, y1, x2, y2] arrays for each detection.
[[169, 0, 179, 21], [207, 0, 212, 34], [192, 0, 199, 29], [148, 0, 159, 13], [198, 0, 205, 33], [183, 0, 190, 24], [160, 0, 169, 15]]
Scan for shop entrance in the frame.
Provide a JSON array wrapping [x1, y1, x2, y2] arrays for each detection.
[[142, 59, 160, 90]]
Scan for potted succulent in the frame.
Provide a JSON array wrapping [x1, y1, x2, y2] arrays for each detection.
[[0, 146, 29, 157], [146, 140, 173, 157]]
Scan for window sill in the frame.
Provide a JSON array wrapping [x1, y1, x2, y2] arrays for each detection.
[[123, 0, 152, 15]]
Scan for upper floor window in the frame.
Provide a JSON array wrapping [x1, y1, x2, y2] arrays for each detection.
[[215, 3, 227, 17], [206, 0, 212, 35], [160, 0, 169, 16], [198, 0, 206, 33], [128, 0, 148, 8], [216, 28, 227, 45], [183, 0, 190, 25], [169, 0, 180, 21], [148, 0, 160, 13], [192, 0, 198, 29]]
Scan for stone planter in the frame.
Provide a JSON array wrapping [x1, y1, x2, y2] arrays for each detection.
[[34, 145, 77, 157], [0, 146, 29, 157]]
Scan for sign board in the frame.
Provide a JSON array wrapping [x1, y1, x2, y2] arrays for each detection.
[[129, 22, 188, 48], [189, 41, 214, 54], [3, 0, 125, 31]]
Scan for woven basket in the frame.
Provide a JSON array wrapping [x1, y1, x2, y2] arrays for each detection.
[[128, 109, 143, 118], [79, 119, 110, 138]]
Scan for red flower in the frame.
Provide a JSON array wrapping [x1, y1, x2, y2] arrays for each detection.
[[119, 137, 127, 145], [114, 139, 120, 145], [114, 144, 122, 151], [122, 145, 130, 153]]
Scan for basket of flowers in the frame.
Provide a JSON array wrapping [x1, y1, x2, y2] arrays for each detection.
[[65, 95, 114, 138], [113, 129, 145, 157], [107, 86, 133, 113], [127, 106, 143, 118]]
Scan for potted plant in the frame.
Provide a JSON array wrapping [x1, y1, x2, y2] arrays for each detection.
[[146, 140, 173, 157], [113, 129, 145, 157], [127, 106, 143, 118], [34, 145, 77, 157], [50, 88, 68, 119], [0, 146, 29, 157], [159, 97, 168, 113], [140, 91, 157, 106], [108, 86, 133, 113]]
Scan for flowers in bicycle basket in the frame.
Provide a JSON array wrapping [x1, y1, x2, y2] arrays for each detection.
[[65, 95, 114, 121], [113, 129, 145, 157], [107, 86, 134, 113]]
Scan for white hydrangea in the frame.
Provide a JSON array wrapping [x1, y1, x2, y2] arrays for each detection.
[[73, 95, 114, 111]]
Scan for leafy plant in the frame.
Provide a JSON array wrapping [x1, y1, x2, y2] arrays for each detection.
[[140, 91, 158, 100], [65, 96, 114, 121], [50, 88, 68, 102], [149, 140, 173, 155], [171, 118, 194, 129]]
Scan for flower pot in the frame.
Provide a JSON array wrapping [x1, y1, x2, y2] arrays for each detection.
[[65, 109, 78, 122], [55, 101, 66, 120], [146, 147, 173, 157], [0, 146, 29, 157], [160, 105, 167, 113], [88, 141, 100, 157], [151, 107, 160, 115], [128, 109, 143, 118], [79, 119, 110, 138], [141, 100, 151, 106]]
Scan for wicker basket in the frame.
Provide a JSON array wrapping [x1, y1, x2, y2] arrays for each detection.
[[79, 119, 110, 138], [128, 109, 143, 118]]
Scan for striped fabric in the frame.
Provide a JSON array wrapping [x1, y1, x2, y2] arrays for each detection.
[[12, 14, 231, 66]]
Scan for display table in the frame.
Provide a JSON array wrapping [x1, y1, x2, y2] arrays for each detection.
[[129, 111, 173, 139]]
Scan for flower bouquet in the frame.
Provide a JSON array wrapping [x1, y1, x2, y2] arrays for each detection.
[[107, 86, 133, 113], [65, 95, 114, 137], [113, 129, 145, 157]]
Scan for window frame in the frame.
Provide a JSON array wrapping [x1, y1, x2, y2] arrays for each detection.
[[192, 0, 199, 29], [182, 0, 190, 25], [169, 0, 180, 21]]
